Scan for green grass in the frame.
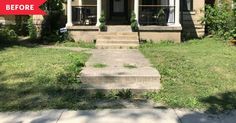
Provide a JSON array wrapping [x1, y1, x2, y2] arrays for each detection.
[[56, 41, 95, 49], [0, 45, 91, 111], [123, 64, 137, 69], [140, 38, 236, 112], [93, 63, 107, 68]]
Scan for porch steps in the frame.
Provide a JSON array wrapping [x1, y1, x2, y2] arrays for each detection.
[[96, 26, 139, 49]]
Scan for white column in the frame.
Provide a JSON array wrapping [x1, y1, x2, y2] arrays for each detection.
[[66, 0, 73, 27], [134, 0, 139, 25], [167, 0, 175, 25], [96, 0, 102, 26], [79, 0, 82, 22], [174, 0, 181, 26]]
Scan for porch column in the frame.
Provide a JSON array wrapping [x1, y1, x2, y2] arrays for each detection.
[[79, 0, 82, 22], [96, 0, 102, 26], [167, 0, 175, 25], [66, 0, 73, 27], [134, 0, 139, 25], [174, 0, 181, 26]]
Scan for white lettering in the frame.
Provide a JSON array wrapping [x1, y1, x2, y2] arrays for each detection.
[[6, 5, 10, 10], [5, 4, 35, 11]]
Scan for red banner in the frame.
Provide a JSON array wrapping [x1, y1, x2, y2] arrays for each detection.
[[0, 0, 46, 15]]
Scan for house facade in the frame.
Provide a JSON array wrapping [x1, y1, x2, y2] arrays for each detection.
[[0, 0, 206, 43], [65, 0, 205, 42]]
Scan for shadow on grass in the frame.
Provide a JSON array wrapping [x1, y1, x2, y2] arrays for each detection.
[[0, 70, 155, 111], [200, 91, 236, 113], [0, 38, 40, 51], [179, 91, 236, 123]]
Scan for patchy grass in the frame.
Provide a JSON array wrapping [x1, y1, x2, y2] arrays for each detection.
[[93, 63, 107, 68], [56, 41, 95, 49], [0, 46, 91, 111], [140, 38, 236, 112], [123, 64, 137, 69]]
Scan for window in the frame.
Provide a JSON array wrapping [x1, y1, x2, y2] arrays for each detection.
[[182, 0, 193, 11], [142, 0, 157, 5]]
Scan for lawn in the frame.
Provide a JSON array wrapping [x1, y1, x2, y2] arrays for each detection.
[[140, 38, 236, 112], [0, 45, 91, 111], [55, 41, 96, 49]]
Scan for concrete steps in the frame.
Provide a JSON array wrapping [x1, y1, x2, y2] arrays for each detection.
[[80, 67, 161, 90], [96, 44, 139, 49], [79, 49, 161, 91], [96, 26, 139, 49]]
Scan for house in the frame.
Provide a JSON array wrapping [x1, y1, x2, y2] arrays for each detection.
[[65, 0, 205, 44], [0, 0, 206, 44]]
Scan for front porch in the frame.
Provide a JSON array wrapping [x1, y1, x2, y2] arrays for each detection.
[[66, 0, 182, 43], [66, 0, 181, 27]]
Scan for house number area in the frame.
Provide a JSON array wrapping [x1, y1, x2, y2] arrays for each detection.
[[5, 4, 34, 11]]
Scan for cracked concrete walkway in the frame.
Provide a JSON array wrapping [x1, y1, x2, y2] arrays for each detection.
[[0, 109, 236, 123], [80, 49, 161, 90]]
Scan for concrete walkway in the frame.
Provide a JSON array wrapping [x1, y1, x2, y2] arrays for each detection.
[[0, 109, 236, 123], [80, 49, 161, 90]]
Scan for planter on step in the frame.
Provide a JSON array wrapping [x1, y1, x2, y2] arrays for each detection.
[[99, 26, 107, 32]]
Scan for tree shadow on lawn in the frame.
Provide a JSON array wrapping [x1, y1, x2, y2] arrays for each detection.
[[0, 70, 155, 111], [179, 91, 236, 123], [0, 81, 116, 111], [0, 38, 40, 51]]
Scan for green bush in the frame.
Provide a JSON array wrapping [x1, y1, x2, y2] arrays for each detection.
[[27, 17, 37, 40], [230, 0, 236, 39], [0, 28, 18, 43], [130, 11, 138, 31], [99, 11, 106, 31], [40, 0, 65, 42], [15, 16, 29, 36], [3, 16, 29, 36], [203, 3, 234, 39]]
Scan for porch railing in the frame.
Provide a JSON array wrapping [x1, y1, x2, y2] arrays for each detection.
[[72, 5, 97, 25], [139, 5, 175, 26]]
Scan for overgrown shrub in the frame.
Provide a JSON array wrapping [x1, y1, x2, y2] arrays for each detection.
[[130, 11, 138, 31], [27, 17, 37, 40], [40, 0, 65, 42], [230, 0, 236, 39], [0, 28, 18, 43], [203, 3, 234, 39], [99, 11, 106, 31], [15, 16, 29, 36]]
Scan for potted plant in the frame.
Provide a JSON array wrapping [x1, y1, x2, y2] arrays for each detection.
[[99, 11, 106, 31], [130, 11, 139, 32], [157, 8, 166, 26]]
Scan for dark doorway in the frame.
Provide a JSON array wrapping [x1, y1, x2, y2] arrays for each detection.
[[109, 0, 129, 25]]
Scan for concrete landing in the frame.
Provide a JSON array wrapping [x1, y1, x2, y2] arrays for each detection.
[[79, 49, 161, 91]]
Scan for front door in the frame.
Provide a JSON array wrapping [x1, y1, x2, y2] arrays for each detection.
[[110, 0, 128, 24]]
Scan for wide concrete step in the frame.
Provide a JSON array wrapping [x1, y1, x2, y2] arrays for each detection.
[[96, 43, 139, 49], [79, 67, 161, 90], [96, 39, 139, 44], [97, 35, 138, 39], [98, 32, 138, 35], [107, 26, 132, 32]]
